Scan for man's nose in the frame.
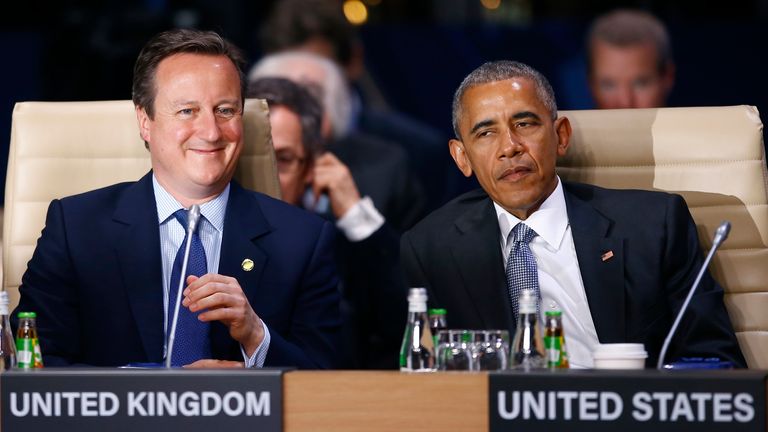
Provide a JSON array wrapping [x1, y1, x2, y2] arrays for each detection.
[[499, 129, 523, 158], [197, 111, 222, 142], [615, 85, 636, 109]]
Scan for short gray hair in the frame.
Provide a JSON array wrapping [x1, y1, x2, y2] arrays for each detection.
[[587, 9, 673, 74], [249, 51, 352, 139], [451, 60, 558, 139]]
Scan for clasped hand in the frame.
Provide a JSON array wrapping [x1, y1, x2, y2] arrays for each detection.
[[180, 274, 264, 366]]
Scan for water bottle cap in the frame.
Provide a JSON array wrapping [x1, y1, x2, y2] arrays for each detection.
[[428, 308, 446, 316], [518, 289, 537, 312], [407, 288, 428, 304], [17, 311, 36, 319]]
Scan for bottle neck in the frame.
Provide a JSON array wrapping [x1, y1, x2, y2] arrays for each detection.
[[408, 301, 427, 313]]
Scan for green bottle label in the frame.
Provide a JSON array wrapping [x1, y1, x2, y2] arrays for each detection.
[[16, 338, 34, 368], [544, 335, 565, 368]]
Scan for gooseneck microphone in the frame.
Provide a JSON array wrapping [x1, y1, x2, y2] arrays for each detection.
[[656, 221, 731, 370], [165, 205, 202, 369]]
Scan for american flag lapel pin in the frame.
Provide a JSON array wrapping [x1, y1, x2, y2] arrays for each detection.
[[601, 250, 614, 262]]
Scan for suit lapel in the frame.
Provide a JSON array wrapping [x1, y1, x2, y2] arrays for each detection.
[[213, 182, 271, 358], [112, 173, 165, 362], [450, 197, 514, 332], [564, 186, 626, 343]]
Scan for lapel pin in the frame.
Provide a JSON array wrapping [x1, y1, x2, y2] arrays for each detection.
[[241, 258, 255, 272], [601, 250, 614, 262]]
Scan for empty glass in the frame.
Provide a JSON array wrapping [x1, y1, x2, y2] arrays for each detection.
[[473, 330, 509, 370], [442, 330, 474, 371], [435, 330, 451, 370]]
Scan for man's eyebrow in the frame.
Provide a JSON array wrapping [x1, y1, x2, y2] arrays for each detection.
[[511, 111, 541, 121], [470, 119, 495, 135]]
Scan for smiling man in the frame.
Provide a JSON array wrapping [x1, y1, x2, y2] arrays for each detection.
[[14, 29, 341, 369], [400, 61, 744, 368]]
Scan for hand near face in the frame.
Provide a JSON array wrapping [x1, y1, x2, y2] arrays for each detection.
[[182, 274, 264, 356], [311, 152, 361, 219]]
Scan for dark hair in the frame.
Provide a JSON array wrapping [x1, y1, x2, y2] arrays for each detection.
[[452, 60, 558, 139], [132, 28, 247, 119], [247, 77, 324, 160], [587, 9, 673, 74], [260, 0, 356, 66]]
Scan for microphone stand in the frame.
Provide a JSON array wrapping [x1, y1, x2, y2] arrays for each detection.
[[656, 221, 731, 370], [165, 205, 202, 369]]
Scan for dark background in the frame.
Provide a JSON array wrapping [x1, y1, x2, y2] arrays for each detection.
[[2, 0, 766, 203]]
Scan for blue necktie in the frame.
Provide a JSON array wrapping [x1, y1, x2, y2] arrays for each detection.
[[505, 223, 541, 322], [167, 209, 211, 366]]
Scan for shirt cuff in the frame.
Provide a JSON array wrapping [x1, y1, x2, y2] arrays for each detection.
[[335, 196, 385, 242], [241, 320, 271, 368]]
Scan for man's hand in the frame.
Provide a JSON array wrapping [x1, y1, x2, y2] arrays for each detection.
[[312, 152, 361, 219], [182, 274, 264, 356]]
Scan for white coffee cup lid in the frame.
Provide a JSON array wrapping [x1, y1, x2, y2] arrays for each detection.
[[592, 343, 648, 360]]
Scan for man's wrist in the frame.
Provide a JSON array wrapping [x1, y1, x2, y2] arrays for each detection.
[[336, 196, 385, 241]]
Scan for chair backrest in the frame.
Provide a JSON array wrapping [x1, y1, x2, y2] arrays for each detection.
[[558, 105, 768, 369], [3, 99, 280, 311]]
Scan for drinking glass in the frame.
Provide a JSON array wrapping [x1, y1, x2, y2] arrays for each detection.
[[443, 329, 474, 371], [435, 330, 451, 370], [474, 330, 509, 370]]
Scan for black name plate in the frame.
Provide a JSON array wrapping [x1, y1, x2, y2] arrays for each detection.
[[1, 368, 283, 432], [490, 369, 766, 432]]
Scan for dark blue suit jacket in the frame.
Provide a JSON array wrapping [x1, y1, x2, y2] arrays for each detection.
[[14, 173, 342, 368], [401, 182, 746, 368]]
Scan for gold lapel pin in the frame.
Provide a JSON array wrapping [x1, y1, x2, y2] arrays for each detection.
[[601, 250, 614, 262], [241, 258, 255, 272]]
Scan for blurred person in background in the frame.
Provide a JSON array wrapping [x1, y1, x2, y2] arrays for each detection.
[[587, 9, 675, 109], [250, 50, 425, 233], [259, 0, 449, 211], [248, 77, 406, 368]]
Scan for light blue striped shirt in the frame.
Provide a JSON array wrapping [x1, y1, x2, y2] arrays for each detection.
[[153, 175, 270, 367]]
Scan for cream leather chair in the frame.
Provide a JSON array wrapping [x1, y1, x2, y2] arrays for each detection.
[[3, 99, 280, 312], [558, 105, 768, 369]]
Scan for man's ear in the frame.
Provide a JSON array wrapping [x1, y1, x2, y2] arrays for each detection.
[[136, 106, 151, 143], [554, 116, 572, 157], [449, 139, 473, 178]]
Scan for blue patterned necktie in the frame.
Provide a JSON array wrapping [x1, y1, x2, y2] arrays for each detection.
[[505, 223, 541, 322], [167, 209, 211, 366]]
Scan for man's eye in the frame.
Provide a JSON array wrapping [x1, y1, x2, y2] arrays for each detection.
[[178, 108, 194, 116], [217, 107, 237, 117]]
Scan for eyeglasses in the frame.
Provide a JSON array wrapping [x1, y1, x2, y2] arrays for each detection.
[[275, 151, 307, 174]]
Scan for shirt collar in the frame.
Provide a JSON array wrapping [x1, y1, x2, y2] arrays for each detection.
[[493, 176, 569, 250], [152, 175, 229, 232]]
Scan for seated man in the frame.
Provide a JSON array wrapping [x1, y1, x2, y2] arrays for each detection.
[[13, 29, 341, 368], [587, 9, 675, 109], [401, 60, 745, 368], [249, 51, 426, 233], [248, 77, 406, 369]]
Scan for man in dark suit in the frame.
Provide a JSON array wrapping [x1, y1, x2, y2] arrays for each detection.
[[248, 76, 406, 369], [249, 51, 426, 233], [401, 60, 745, 368], [14, 29, 341, 368]]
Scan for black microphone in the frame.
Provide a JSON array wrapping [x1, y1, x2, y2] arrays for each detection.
[[165, 205, 202, 368], [656, 221, 731, 370]]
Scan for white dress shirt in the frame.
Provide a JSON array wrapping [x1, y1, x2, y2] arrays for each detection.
[[153, 176, 270, 367], [494, 176, 600, 368], [302, 189, 385, 242]]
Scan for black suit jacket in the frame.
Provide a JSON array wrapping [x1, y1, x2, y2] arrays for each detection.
[[401, 182, 746, 367], [330, 131, 426, 232], [14, 173, 342, 368]]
